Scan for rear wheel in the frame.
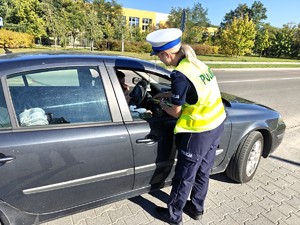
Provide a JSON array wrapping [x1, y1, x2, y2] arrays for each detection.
[[226, 131, 263, 183]]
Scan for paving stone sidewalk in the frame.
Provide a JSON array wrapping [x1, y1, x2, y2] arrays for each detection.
[[42, 127, 300, 225]]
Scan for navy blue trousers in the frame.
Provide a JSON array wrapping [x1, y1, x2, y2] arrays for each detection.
[[167, 122, 224, 222]]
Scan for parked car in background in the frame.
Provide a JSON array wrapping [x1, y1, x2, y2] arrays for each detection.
[[0, 53, 285, 225]]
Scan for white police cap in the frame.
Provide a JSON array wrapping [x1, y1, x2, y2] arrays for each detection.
[[146, 28, 182, 56]]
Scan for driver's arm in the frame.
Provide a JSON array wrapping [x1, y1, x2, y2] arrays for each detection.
[[124, 88, 131, 104]]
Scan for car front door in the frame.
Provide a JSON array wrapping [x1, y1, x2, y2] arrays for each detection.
[[0, 64, 134, 217], [108, 67, 178, 191], [126, 117, 177, 190], [213, 115, 232, 167]]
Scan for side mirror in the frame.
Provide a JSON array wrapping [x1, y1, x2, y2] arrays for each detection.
[[132, 77, 142, 84]]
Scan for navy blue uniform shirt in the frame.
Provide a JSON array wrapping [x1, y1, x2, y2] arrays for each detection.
[[170, 70, 198, 106]]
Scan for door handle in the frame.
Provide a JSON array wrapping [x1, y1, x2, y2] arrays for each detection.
[[0, 156, 16, 163], [136, 135, 160, 144]]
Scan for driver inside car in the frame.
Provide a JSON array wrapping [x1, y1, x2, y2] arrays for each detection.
[[116, 70, 152, 119], [116, 70, 131, 104]]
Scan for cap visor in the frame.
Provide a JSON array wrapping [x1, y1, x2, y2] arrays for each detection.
[[150, 50, 157, 56]]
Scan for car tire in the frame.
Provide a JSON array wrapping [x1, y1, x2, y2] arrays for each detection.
[[226, 131, 263, 183]]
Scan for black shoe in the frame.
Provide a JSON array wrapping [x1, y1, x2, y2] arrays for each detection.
[[183, 200, 203, 220], [155, 206, 183, 225]]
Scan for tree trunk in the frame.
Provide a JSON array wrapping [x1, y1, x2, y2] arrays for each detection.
[[54, 36, 57, 50], [90, 40, 94, 51]]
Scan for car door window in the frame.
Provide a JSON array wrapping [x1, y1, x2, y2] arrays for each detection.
[[0, 83, 11, 128], [115, 69, 170, 121], [7, 67, 111, 126]]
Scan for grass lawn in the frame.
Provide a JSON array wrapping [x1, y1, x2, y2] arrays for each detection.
[[207, 64, 300, 68], [1, 46, 300, 68]]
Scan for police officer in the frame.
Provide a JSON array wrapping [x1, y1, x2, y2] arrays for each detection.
[[146, 28, 226, 225]]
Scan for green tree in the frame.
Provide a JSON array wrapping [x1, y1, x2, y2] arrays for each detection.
[[185, 26, 205, 43], [40, 0, 64, 48], [129, 26, 148, 43], [291, 23, 300, 59], [188, 3, 210, 27], [219, 1, 267, 57], [269, 23, 295, 58], [62, 0, 85, 48], [92, 0, 123, 49], [57, 7, 71, 47], [220, 15, 256, 56], [166, 7, 182, 28], [166, 2, 210, 44], [83, 2, 103, 51], [250, 1, 267, 26], [221, 1, 267, 28], [254, 26, 270, 56], [0, 0, 12, 22], [8, 0, 46, 38], [221, 3, 249, 28], [93, 0, 123, 39]]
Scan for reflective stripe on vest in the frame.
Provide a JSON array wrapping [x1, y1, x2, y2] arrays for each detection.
[[174, 59, 226, 133]]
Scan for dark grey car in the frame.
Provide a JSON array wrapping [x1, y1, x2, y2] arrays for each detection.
[[0, 53, 285, 225]]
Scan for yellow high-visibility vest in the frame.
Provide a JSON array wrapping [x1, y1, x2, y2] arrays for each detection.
[[174, 59, 226, 134]]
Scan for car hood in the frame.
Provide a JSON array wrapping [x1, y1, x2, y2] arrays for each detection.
[[222, 92, 254, 105], [221, 92, 276, 111]]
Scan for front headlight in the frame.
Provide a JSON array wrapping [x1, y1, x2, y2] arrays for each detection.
[[277, 114, 286, 130], [278, 114, 285, 125]]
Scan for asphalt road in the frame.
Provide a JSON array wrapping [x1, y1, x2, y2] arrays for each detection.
[[41, 69, 300, 225]]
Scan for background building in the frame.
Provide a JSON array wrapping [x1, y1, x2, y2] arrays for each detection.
[[122, 8, 169, 31]]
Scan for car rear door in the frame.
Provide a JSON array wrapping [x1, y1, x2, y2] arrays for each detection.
[[0, 63, 134, 215]]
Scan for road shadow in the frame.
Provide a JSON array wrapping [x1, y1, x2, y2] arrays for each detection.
[[270, 155, 300, 167], [128, 172, 238, 216], [210, 172, 237, 183], [129, 189, 170, 217], [128, 173, 236, 218]]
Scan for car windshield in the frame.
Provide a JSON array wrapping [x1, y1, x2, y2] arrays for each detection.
[[136, 71, 171, 85]]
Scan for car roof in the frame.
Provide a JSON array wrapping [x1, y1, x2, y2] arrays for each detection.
[[0, 52, 171, 77]]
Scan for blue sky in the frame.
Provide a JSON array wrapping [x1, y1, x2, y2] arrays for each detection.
[[116, 0, 300, 28]]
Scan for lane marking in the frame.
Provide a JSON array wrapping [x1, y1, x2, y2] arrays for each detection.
[[219, 79, 260, 83], [279, 77, 300, 80]]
